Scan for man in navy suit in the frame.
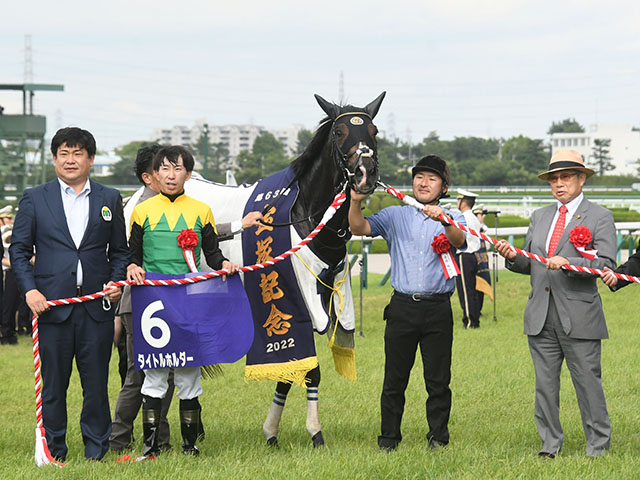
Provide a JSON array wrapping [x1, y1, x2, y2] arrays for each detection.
[[10, 127, 129, 461]]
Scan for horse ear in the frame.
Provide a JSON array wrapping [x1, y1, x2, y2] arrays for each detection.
[[364, 91, 386, 119], [315, 94, 339, 120]]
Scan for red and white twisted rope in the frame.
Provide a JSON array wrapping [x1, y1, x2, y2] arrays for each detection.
[[382, 185, 640, 284], [31, 189, 347, 466]]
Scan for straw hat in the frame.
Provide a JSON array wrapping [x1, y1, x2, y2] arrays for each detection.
[[538, 149, 594, 180]]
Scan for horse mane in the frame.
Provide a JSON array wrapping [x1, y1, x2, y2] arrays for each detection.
[[290, 117, 332, 177]]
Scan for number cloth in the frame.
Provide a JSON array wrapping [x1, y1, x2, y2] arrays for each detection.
[[131, 272, 253, 369]]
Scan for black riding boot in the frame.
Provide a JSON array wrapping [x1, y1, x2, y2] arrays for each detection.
[[142, 395, 162, 457], [180, 398, 201, 456], [197, 401, 205, 441]]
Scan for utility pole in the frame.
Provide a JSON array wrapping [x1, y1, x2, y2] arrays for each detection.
[[24, 35, 34, 115], [203, 123, 209, 179]]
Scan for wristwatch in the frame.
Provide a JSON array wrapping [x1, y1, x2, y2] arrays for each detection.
[[439, 213, 453, 227]]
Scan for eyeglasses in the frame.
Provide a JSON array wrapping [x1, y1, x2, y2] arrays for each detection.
[[548, 172, 578, 183]]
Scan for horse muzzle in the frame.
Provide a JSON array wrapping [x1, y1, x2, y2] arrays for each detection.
[[352, 163, 378, 195]]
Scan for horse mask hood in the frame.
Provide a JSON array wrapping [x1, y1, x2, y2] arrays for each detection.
[[314, 92, 386, 195]]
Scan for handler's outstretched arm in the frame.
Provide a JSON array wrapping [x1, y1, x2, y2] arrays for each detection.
[[348, 189, 372, 236]]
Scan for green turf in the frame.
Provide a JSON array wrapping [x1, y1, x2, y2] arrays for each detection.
[[1, 271, 640, 479]]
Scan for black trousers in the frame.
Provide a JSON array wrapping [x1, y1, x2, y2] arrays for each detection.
[[39, 304, 113, 460], [455, 253, 480, 328], [1, 270, 19, 339], [378, 292, 453, 449]]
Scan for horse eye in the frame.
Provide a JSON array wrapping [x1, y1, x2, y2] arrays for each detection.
[[334, 129, 343, 137]]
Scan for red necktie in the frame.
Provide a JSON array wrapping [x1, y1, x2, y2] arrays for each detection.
[[548, 205, 568, 257]]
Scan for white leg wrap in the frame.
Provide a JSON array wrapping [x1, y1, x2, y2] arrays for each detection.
[[263, 392, 286, 440], [305, 387, 322, 437]]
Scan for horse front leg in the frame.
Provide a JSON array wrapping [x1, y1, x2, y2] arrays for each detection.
[[262, 365, 325, 448], [263, 382, 291, 447]]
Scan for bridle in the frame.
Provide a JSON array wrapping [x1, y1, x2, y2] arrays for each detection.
[[329, 111, 379, 195]]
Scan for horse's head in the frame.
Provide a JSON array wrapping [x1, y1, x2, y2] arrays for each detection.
[[314, 92, 386, 195]]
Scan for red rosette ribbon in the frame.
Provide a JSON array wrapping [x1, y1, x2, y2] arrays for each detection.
[[569, 225, 598, 260], [431, 233, 451, 254], [177, 229, 199, 272], [431, 233, 460, 279], [177, 229, 199, 249]]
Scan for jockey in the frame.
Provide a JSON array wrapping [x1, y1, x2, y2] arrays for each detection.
[[127, 145, 239, 458]]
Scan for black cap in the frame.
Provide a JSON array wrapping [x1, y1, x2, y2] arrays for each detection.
[[411, 155, 450, 186]]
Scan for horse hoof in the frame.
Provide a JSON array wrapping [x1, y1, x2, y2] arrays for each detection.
[[312, 431, 325, 448], [266, 437, 279, 448], [182, 446, 200, 457]]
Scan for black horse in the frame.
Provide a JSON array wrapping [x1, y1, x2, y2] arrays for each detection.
[[259, 92, 386, 448]]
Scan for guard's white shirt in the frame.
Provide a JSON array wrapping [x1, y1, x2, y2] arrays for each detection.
[[457, 209, 482, 254]]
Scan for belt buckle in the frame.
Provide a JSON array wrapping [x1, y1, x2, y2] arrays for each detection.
[[411, 293, 421, 302]]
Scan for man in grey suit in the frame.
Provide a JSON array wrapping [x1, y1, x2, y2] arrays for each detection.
[[496, 149, 616, 458]]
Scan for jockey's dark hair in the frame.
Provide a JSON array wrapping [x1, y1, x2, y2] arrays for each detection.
[[153, 145, 195, 172], [51, 127, 96, 157], [134, 143, 161, 184]]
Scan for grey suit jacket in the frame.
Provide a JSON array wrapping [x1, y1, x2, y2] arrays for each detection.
[[507, 198, 616, 340]]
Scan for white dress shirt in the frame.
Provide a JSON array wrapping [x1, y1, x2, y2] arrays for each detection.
[[58, 178, 91, 286], [544, 192, 584, 254]]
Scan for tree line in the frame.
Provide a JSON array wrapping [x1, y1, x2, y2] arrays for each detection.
[[0, 118, 634, 192]]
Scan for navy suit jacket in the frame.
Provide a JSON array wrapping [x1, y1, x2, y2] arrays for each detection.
[[10, 179, 130, 323]]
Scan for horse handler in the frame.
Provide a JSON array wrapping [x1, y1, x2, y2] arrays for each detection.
[[127, 145, 239, 458], [349, 155, 467, 451]]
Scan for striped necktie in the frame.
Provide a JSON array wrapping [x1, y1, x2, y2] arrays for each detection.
[[548, 205, 568, 257]]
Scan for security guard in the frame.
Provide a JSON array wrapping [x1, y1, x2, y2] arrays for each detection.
[[455, 189, 482, 328]]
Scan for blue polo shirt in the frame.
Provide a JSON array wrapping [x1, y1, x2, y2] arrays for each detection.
[[367, 205, 466, 295]]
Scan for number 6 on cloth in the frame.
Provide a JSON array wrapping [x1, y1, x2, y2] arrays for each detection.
[[132, 272, 254, 369]]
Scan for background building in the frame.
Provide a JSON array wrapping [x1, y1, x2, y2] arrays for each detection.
[[151, 121, 304, 164], [551, 124, 640, 175]]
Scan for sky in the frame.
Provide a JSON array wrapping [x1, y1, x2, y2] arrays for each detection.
[[1, 0, 639, 151]]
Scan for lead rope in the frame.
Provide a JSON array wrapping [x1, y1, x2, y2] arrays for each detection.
[[379, 181, 640, 282]]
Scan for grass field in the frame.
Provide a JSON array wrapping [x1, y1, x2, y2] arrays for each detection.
[[1, 271, 640, 479]]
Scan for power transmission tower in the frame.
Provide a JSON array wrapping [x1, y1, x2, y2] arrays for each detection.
[[406, 127, 414, 166], [387, 112, 396, 140]]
